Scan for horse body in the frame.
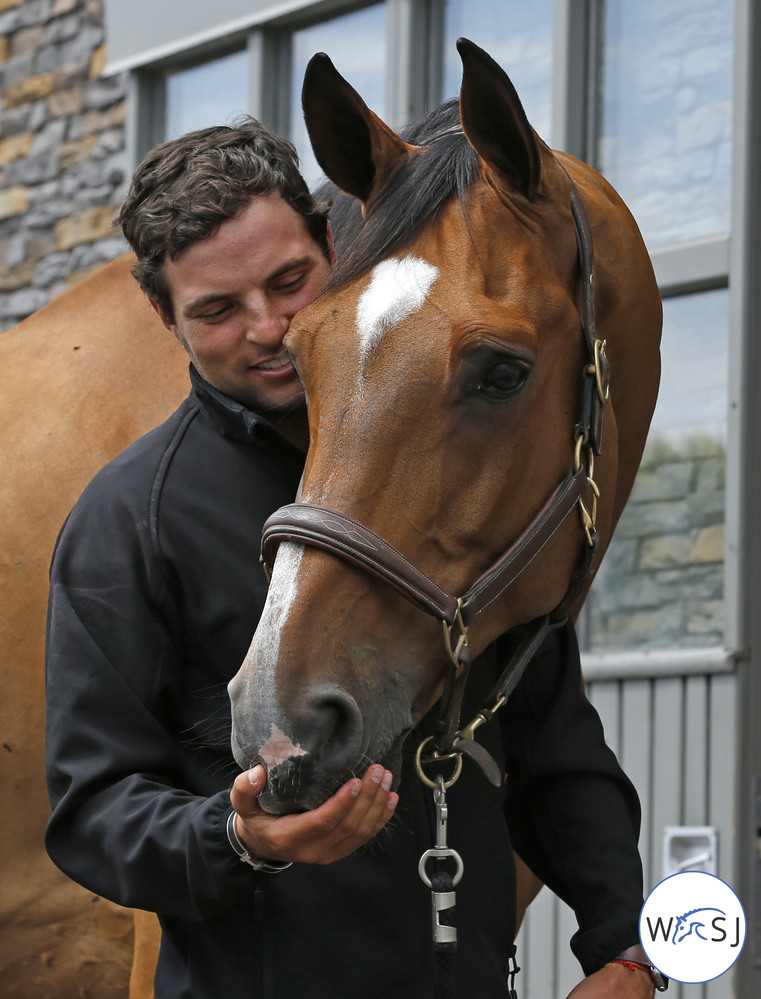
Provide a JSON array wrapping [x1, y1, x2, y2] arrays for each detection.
[[0, 255, 187, 996], [229, 41, 662, 815]]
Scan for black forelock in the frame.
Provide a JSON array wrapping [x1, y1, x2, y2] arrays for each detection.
[[321, 99, 480, 291]]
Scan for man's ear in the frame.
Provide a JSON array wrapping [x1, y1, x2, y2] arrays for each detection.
[[148, 297, 176, 334]]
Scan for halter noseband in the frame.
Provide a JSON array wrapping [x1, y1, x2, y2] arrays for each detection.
[[259, 177, 610, 787]]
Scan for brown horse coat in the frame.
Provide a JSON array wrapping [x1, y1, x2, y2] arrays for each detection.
[[0, 255, 186, 997]]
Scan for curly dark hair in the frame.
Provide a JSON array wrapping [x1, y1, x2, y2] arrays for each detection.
[[116, 116, 331, 319]]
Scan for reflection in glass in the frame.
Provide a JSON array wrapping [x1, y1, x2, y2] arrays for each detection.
[[291, 3, 387, 191], [442, 0, 553, 142], [582, 289, 729, 653], [165, 49, 248, 139], [598, 0, 733, 247]]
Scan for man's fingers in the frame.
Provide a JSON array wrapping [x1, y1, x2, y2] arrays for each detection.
[[230, 762, 398, 866]]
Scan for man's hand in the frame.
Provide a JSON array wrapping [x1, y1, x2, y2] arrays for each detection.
[[566, 962, 655, 999], [229, 763, 398, 866]]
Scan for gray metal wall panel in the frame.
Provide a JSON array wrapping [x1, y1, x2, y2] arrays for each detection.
[[517, 670, 738, 998]]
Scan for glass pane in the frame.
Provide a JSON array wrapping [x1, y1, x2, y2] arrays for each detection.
[[582, 288, 729, 653], [291, 3, 388, 191], [598, 0, 734, 247], [165, 49, 249, 139], [442, 0, 554, 142]]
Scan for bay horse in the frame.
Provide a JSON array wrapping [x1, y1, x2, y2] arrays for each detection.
[[228, 40, 662, 815]]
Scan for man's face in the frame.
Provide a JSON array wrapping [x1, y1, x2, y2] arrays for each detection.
[[154, 192, 332, 415]]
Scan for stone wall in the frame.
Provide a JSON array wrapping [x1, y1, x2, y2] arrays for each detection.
[[0, 0, 128, 332], [582, 433, 726, 652]]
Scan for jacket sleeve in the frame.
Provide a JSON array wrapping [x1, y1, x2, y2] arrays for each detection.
[[501, 620, 644, 976], [45, 481, 253, 920]]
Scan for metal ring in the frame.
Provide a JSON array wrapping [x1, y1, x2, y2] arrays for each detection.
[[414, 735, 463, 789], [418, 847, 465, 888]]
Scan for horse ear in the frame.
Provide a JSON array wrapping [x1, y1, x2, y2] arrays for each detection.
[[457, 38, 541, 199], [302, 53, 414, 204]]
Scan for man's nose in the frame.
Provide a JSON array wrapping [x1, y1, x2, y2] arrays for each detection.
[[245, 301, 288, 346]]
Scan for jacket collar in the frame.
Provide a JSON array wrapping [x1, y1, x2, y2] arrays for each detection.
[[188, 364, 302, 448]]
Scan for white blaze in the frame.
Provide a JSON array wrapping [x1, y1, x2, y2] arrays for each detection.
[[241, 542, 305, 746], [356, 256, 439, 363]]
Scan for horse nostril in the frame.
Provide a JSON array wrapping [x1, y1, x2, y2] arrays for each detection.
[[302, 686, 363, 772]]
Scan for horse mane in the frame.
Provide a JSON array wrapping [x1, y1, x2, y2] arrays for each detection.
[[319, 99, 479, 291]]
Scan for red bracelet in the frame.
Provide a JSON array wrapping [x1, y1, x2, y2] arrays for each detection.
[[610, 958, 653, 976]]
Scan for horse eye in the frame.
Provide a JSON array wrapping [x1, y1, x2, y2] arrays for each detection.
[[479, 361, 528, 397]]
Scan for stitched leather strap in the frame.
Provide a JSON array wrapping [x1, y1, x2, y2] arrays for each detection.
[[261, 467, 588, 630]]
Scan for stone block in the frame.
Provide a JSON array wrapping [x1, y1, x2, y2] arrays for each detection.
[[0, 35, 8, 61], [695, 455, 726, 493], [0, 131, 32, 165], [35, 249, 71, 285], [0, 184, 28, 219], [0, 285, 48, 316], [0, 258, 35, 291], [614, 499, 692, 539], [638, 533, 693, 570], [44, 10, 79, 42], [630, 460, 693, 502], [34, 41, 65, 74], [3, 49, 34, 85], [685, 599, 724, 637], [11, 23, 44, 53], [7, 146, 58, 183], [52, 0, 78, 12], [0, 105, 32, 137], [48, 83, 84, 117], [601, 609, 662, 646], [78, 100, 127, 136], [4, 70, 55, 107], [686, 490, 725, 527], [0, 0, 23, 13], [5, 230, 26, 266], [59, 23, 102, 65], [690, 523, 724, 564], [89, 40, 106, 79], [0, 8, 21, 35], [17, 0, 52, 27], [83, 77, 126, 110], [31, 116, 67, 153], [54, 203, 116, 250], [58, 134, 97, 168]]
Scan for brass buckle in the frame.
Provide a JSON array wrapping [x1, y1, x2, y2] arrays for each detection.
[[442, 598, 469, 669], [585, 338, 610, 406], [414, 735, 463, 789]]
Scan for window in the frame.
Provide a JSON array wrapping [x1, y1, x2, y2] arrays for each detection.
[[442, 0, 554, 141], [163, 49, 249, 140], [289, 4, 388, 189], [597, 0, 734, 247], [583, 288, 729, 652], [581, 0, 734, 655]]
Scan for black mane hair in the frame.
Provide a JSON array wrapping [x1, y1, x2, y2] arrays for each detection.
[[320, 99, 479, 290]]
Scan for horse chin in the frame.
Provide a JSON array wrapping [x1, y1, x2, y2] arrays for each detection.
[[256, 730, 408, 815]]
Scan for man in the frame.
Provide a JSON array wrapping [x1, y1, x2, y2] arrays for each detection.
[[45, 118, 658, 998]]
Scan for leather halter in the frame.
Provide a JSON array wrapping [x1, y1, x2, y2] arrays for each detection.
[[260, 177, 610, 786]]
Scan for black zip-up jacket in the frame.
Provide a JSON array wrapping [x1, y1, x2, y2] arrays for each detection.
[[46, 366, 644, 998]]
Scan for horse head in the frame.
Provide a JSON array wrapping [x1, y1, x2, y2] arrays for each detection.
[[228, 40, 661, 814]]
